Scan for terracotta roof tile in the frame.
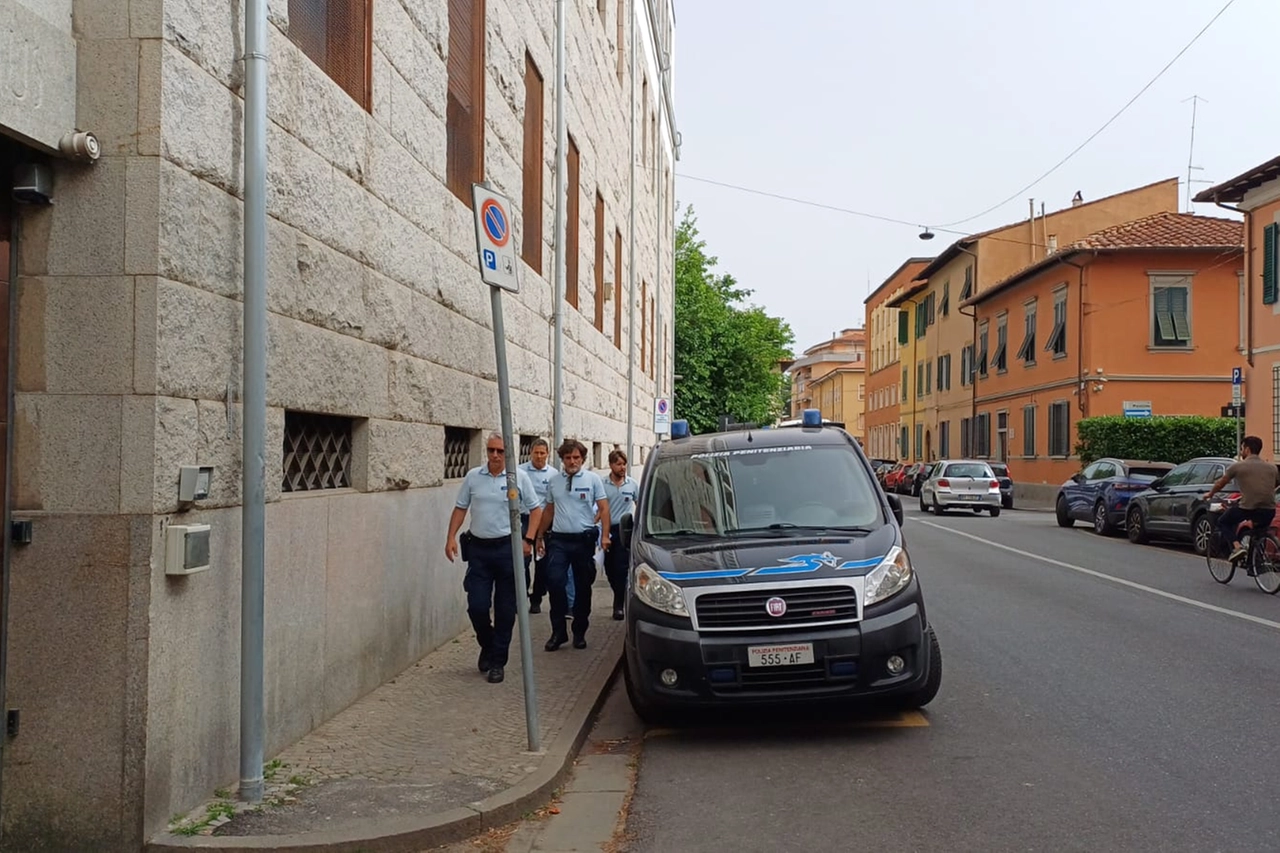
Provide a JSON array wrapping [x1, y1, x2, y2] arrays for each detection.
[[1066, 211, 1242, 251]]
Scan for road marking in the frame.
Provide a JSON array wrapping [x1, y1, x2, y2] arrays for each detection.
[[916, 519, 1280, 632], [643, 710, 929, 739]]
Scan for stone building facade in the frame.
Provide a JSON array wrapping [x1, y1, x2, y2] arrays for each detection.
[[0, 0, 676, 848]]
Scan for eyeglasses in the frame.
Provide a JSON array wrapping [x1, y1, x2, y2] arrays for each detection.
[[487, 448, 505, 455]]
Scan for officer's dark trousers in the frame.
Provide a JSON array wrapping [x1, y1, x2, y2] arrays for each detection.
[[603, 523, 629, 611], [464, 537, 517, 667], [545, 530, 597, 639]]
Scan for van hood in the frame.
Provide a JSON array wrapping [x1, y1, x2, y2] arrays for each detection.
[[635, 525, 899, 587]]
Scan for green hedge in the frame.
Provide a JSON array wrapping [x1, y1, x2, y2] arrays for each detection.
[[1074, 416, 1239, 465]]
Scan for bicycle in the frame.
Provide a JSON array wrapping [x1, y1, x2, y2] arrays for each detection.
[[1204, 497, 1280, 594]]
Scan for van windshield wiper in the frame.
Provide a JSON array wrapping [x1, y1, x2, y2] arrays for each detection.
[[726, 524, 875, 537]]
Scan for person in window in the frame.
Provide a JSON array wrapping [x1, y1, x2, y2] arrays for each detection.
[[602, 449, 639, 621], [534, 439, 610, 651], [1205, 435, 1279, 562], [444, 432, 543, 684]]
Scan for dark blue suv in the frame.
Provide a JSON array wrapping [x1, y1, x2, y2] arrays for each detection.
[[619, 410, 942, 723], [1055, 457, 1174, 535]]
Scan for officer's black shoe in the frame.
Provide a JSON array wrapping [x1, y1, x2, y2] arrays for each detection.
[[478, 650, 491, 673], [529, 600, 542, 614], [612, 609, 624, 621], [545, 633, 568, 652], [573, 636, 587, 649], [487, 666, 505, 684]]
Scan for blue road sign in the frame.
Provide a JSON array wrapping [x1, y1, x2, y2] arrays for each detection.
[[1232, 367, 1243, 385], [483, 249, 497, 270], [481, 200, 508, 246]]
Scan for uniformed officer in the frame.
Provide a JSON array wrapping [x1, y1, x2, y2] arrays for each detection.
[[534, 438, 609, 650], [519, 437, 574, 614], [445, 432, 543, 683], [601, 449, 639, 621]]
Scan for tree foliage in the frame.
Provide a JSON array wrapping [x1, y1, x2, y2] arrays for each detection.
[[1074, 416, 1238, 465], [673, 206, 795, 434]]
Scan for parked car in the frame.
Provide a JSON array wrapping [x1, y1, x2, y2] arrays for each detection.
[[1122, 456, 1235, 554], [919, 460, 1003, 516], [884, 464, 909, 493], [1055, 458, 1174, 536], [620, 410, 941, 723], [989, 462, 1014, 509], [910, 462, 939, 497], [897, 462, 927, 495]]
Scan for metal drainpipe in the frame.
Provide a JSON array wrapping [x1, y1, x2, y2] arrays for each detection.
[[551, 0, 567, 450], [957, 247, 979, 450], [239, 0, 268, 803], [1063, 256, 1089, 418]]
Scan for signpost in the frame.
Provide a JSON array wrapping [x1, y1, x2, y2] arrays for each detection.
[[472, 183, 539, 752], [1232, 367, 1244, 449], [1123, 401, 1152, 419], [654, 397, 671, 436]]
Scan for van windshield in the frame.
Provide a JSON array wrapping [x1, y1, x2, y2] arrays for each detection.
[[642, 445, 885, 538]]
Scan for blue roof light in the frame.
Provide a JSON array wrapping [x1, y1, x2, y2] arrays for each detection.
[[670, 419, 690, 439], [802, 408, 823, 427]]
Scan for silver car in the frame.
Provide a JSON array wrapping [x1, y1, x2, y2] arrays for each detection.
[[919, 459, 1003, 516]]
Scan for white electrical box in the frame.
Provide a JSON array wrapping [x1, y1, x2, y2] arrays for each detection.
[[178, 465, 214, 503], [166, 524, 212, 575]]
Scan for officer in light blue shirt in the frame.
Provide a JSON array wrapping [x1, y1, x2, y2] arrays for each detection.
[[519, 438, 573, 613], [534, 438, 609, 651], [601, 449, 639, 621], [445, 432, 543, 684]]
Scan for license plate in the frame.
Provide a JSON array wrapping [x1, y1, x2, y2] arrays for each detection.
[[747, 642, 815, 668], [959, 494, 979, 501]]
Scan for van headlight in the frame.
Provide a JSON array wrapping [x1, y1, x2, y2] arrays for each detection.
[[633, 563, 690, 618], [864, 547, 914, 606]]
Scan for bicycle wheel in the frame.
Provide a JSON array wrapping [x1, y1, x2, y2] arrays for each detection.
[[1252, 532, 1280, 594], [1206, 528, 1235, 584]]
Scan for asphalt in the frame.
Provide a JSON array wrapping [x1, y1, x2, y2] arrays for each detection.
[[621, 506, 1280, 853]]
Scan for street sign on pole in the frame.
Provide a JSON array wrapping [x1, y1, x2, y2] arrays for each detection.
[[654, 397, 671, 435], [1232, 366, 1243, 385], [472, 185, 520, 293], [1123, 401, 1152, 418], [472, 182, 539, 752]]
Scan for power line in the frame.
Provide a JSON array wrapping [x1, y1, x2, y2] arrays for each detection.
[[935, 0, 1237, 228]]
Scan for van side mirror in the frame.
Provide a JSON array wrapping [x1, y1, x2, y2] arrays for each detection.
[[620, 513, 634, 548], [886, 494, 904, 527]]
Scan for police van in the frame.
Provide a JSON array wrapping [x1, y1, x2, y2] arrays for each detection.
[[618, 409, 941, 722]]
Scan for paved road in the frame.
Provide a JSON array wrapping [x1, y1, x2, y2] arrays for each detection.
[[622, 507, 1280, 853]]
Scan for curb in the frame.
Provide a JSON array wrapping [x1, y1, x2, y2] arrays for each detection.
[[146, 636, 625, 853]]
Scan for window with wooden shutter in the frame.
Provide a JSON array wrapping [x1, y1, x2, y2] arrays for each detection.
[[960, 265, 973, 300], [640, 280, 648, 370], [446, 0, 486, 204], [1264, 223, 1279, 305], [287, 0, 372, 110], [566, 136, 581, 308], [1022, 405, 1036, 457], [522, 53, 544, 272], [594, 192, 605, 331], [898, 310, 908, 344], [648, 294, 656, 375], [614, 228, 623, 347], [1151, 277, 1191, 348], [616, 0, 625, 82], [1017, 300, 1037, 364]]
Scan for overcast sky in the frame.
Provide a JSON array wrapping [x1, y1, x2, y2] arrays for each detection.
[[671, 0, 1279, 354]]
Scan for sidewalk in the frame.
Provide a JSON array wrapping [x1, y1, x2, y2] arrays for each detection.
[[149, 580, 625, 853]]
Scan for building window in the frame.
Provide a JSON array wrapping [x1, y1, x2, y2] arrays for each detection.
[[898, 310, 909, 345], [648, 293, 656, 376], [444, 427, 473, 479], [1049, 401, 1070, 457], [566, 136, 581, 307], [1022, 405, 1036, 457], [941, 281, 950, 317], [939, 421, 950, 457], [915, 423, 923, 459], [594, 192, 606, 331], [960, 265, 973, 301], [1151, 275, 1192, 348], [993, 314, 1008, 373], [1046, 289, 1068, 357], [926, 361, 933, 394], [1264, 223, 1279, 305], [282, 411, 354, 492], [641, 279, 648, 370], [616, 0, 625, 82], [287, 0, 373, 110], [521, 53, 544, 272], [446, 0, 486, 203], [614, 228, 623, 347], [1017, 300, 1037, 365], [917, 364, 924, 398], [900, 425, 909, 457], [902, 367, 908, 402], [858, 384, 865, 400], [977, 323, 989, 377], [960, 418, 971, 457], [975, 412, 991, 457], [915, 302, 927, 339]]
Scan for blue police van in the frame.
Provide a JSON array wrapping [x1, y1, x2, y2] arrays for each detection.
[[618, 409, 941, 722]]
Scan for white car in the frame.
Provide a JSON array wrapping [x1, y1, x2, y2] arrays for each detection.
[[919, 460, 1003, 517]]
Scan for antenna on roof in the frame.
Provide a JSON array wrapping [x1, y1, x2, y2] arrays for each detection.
[[1182, 95, 1212, 213]]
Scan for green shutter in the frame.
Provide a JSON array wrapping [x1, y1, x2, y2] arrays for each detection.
[[898, 310, 909, 344], [1264, 224, 1279, 306]]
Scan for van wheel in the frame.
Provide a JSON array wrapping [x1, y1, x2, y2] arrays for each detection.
[[898, 628, 942, 710], [1056, 496, 1073, 528]]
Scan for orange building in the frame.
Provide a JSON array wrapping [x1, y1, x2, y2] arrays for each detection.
[[864, 258, 931, 461], [961, 212, 1243, 491], [787, 328, 867, 440], [1194, 157, 1280, 454]]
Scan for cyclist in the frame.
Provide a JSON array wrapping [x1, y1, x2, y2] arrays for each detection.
[[1204, 435, 1279, 562]]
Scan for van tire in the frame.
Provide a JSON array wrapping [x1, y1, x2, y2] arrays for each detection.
[[898, 628, 942, 710]]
